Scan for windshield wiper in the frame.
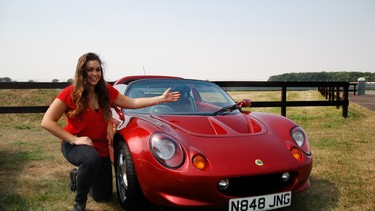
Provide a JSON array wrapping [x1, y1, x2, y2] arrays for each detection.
[[211, 104, 238, 116]]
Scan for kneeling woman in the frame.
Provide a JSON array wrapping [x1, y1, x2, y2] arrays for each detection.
[[41, 52, 180, 211]]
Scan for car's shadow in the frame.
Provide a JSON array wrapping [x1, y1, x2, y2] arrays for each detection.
[[280, 176, 339, 211]]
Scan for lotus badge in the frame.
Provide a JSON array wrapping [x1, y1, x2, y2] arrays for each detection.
[[255, 159, 263, 166]]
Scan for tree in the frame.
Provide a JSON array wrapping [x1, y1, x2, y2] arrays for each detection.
[[268, 72, 375, 82], [0, 77, 12, 82]]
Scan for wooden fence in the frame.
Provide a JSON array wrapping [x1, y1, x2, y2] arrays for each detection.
[[0, 81, 351, 118], [214, 81, 350, 118]]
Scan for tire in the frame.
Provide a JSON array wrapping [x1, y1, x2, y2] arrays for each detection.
[[114, 141, 152, 210]]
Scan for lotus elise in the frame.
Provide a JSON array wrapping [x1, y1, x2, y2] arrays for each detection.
[[108, 76, 312, 211]]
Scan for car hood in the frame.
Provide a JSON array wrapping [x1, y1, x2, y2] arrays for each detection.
[[151, 113, 267, 137], [134, 113, 308, 176]]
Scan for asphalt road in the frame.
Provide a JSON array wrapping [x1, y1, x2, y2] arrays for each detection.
[[349, 90, 375, 112]]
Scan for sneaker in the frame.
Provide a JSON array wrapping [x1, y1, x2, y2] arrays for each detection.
[[70, 168, 78, 192], [73, 202, 86, 211]]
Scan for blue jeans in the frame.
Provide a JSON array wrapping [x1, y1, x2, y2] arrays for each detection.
[[61, 141, 113, 204]]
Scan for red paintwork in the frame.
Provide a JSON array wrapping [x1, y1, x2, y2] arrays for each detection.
[[110, 76, 312, 209], [114, 75, 182, 85]]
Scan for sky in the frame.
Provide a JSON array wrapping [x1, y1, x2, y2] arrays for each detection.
[[1, 0, 374, 82]]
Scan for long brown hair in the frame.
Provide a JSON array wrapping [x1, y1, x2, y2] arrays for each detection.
[[67, 52, 111, 121]]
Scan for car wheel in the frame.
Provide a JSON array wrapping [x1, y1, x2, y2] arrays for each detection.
[[115, 141, 152, 210]]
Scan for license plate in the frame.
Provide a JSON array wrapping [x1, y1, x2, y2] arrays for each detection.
[[228, 191, 292, 211]]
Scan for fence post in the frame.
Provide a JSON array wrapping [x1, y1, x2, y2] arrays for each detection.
[[329, 86, 334, 101], [342, 83, 349, 118], [336, 86, 340, 109], [281, 86, 287, 116], [324, 87, 328, 100]]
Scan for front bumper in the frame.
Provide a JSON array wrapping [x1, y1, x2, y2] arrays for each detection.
[[134, 157, 312, 208]]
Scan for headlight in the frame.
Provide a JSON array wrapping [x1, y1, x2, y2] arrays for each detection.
[[290, 126, 311, 155], [150, 132, 185, 169], [292, 130, 305, 147]]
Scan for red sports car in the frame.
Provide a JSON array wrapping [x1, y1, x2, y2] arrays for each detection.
[[108, 76, 312, 211]]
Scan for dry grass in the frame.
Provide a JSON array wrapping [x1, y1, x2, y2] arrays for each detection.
[[0, 112, 121, 211], [0, 89, 374, 210]]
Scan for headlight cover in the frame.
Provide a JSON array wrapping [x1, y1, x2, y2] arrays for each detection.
[[290, 126, 311, 155], [150, 132, 185, 169]]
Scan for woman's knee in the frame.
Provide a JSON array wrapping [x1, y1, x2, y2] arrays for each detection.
[[82, 150, 102, 170]]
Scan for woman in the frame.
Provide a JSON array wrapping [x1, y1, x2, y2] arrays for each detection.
[[41, 52, 180, 211]]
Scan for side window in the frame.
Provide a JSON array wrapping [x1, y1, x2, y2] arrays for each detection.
[[113, 84, 127, 95]]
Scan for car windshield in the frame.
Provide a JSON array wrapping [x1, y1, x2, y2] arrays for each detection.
[[123, 79, 238, 115]]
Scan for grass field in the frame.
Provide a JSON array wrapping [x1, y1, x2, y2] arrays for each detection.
[[0, 89, 374, 211]]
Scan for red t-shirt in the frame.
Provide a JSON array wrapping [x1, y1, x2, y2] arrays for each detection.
[[57, 84, 119, 157]]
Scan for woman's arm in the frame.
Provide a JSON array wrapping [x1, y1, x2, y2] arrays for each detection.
[[40, 98, 92, 146], [113, 87, 180, 109]]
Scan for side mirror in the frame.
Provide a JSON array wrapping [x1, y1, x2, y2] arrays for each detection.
[[237, 99, 251, 108]]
